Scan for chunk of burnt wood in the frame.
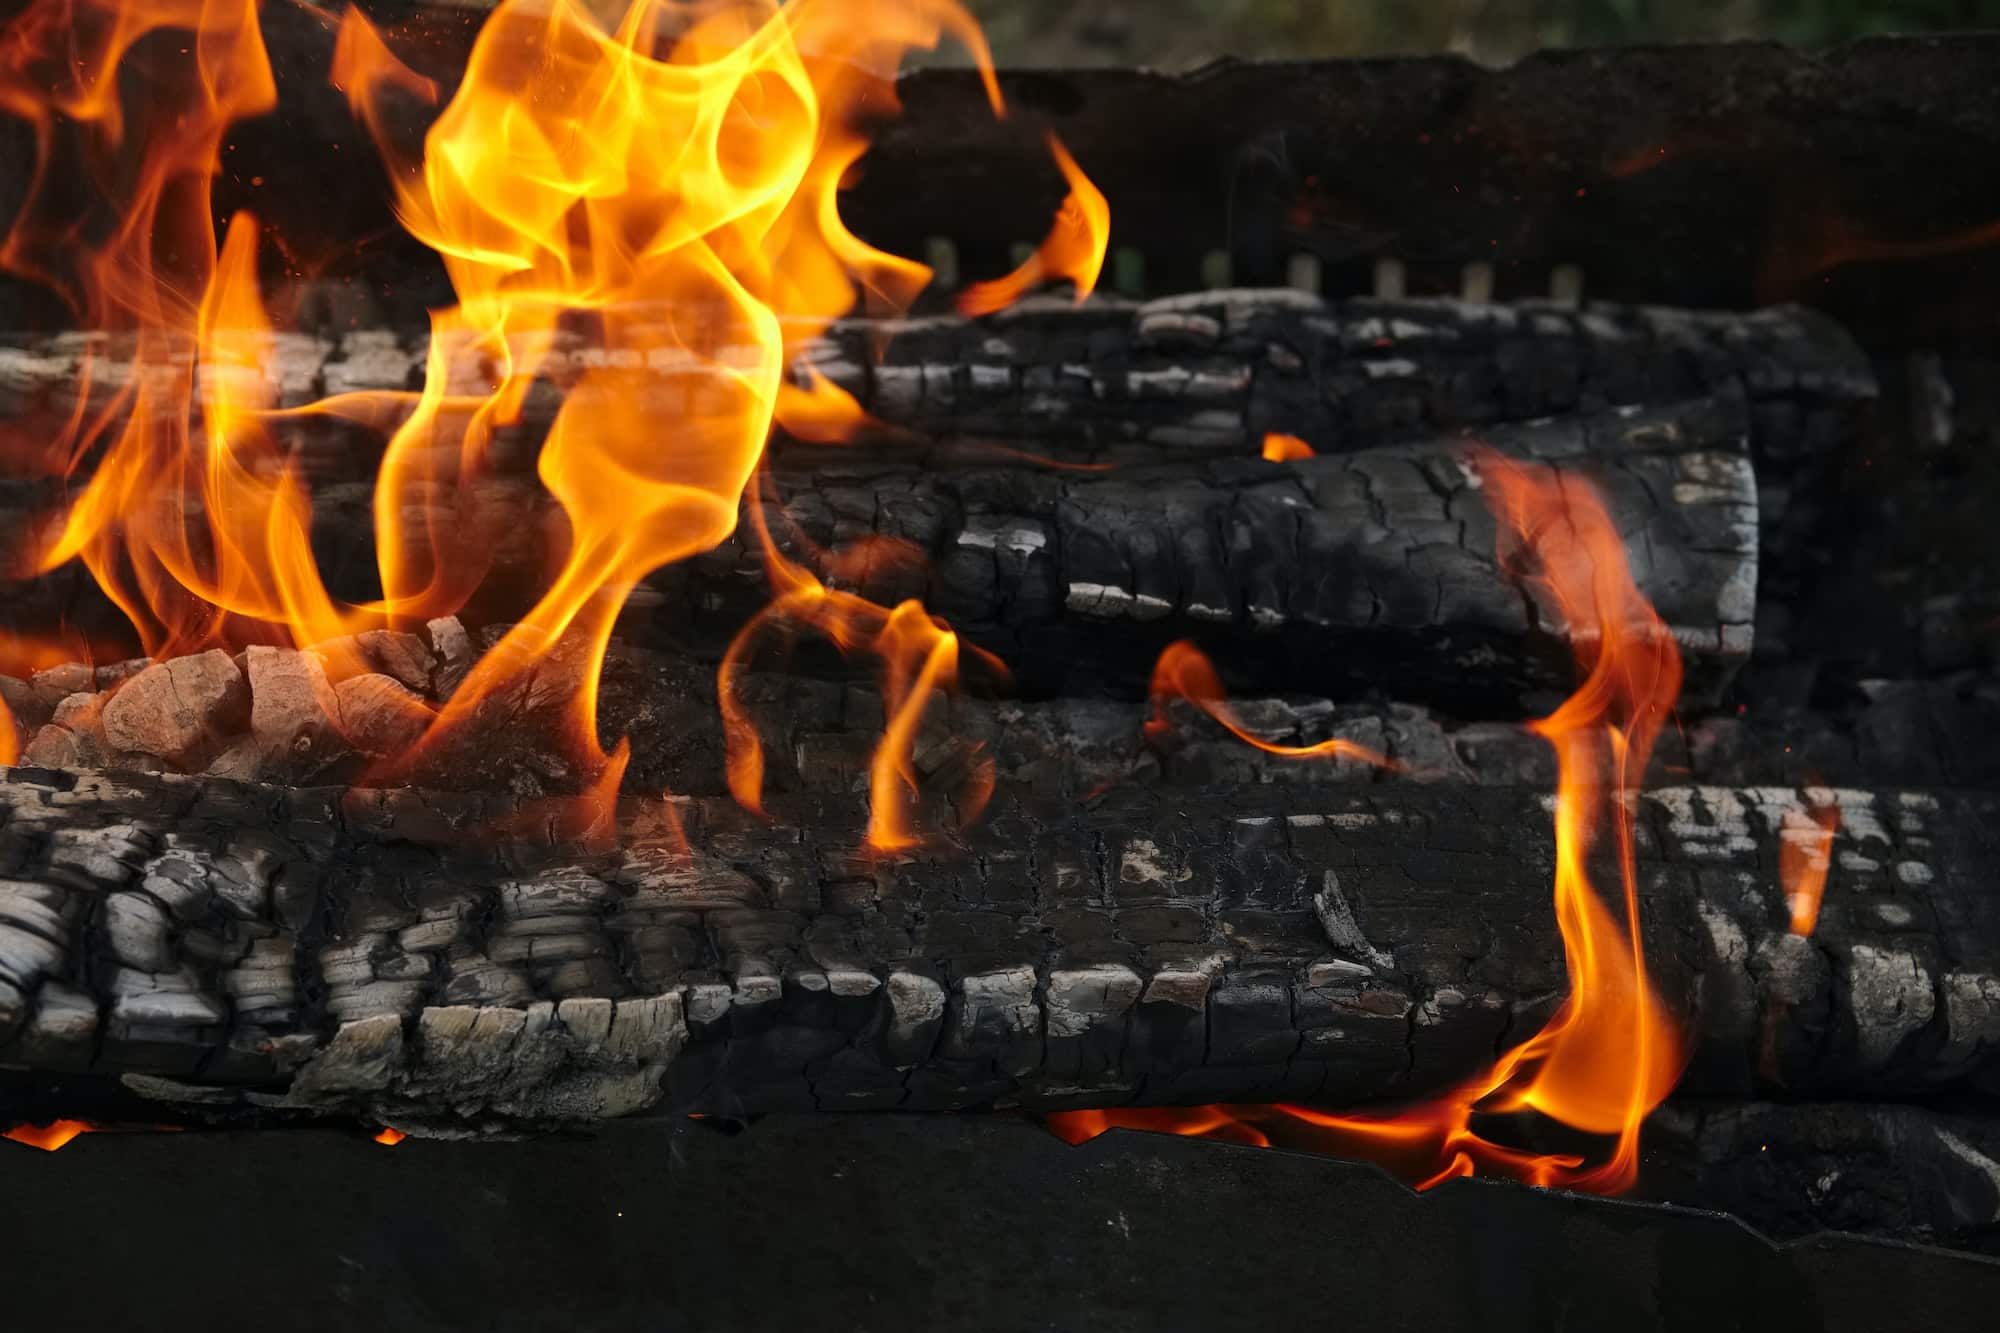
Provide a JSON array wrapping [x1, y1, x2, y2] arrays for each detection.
[[0, 767, 1993, 1130]]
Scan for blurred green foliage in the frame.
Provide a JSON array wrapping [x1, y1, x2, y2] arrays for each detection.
[[959, 0, 2000, 67]]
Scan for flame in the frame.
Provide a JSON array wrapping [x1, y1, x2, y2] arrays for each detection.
[[1052, 451, 1687, 1194], [1147, 639, 1394, 769], [720, 483, 1003, 850], [957, 133, 1109, 316], [1, 0, 1059, 840], [372, 1126, 407, 1146], [1781, 800, 1840, 936], [2, 1119, 93, 1151], [1261, 432, 1315, 462]]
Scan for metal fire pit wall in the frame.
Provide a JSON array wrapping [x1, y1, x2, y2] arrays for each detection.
[[0, 1114, 1995, 1333]]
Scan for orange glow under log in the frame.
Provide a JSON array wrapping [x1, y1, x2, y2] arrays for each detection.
[[1065, 450, 1689, 1196], [373, 1127, 407, 1146], [957, 133, 1110, 316], [3, 1119, 93, 1151], [1782, 799, 1841, 935], [1261, 432, 1316, 462]]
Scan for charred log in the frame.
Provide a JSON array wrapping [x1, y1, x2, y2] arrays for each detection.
[[0, 767, 1994, 1131], [0, 294, 1872, 467], [0, 395, 1764, 711]]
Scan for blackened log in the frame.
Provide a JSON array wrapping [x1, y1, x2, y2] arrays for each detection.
[[1647, 1098, 2000, 1253], [0, 293, 1872, 467], [0, 767, 1994, 1131], [678, 393, 1760, 707], [0, 393, 1763, 710]]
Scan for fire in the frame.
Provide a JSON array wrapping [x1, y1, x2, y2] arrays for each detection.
[[957, 134, 1110, 317], [1781, 800, 1840, 935], [1147, 639, 1393, 770], [1261, 432, 1316, 462], [373, 1126, 407, 1146], [2, 1119, 93, 1151], [719, 486, 1003, 850], [0, 0, 1103, 841], [1052, 450, 1688, 1194]]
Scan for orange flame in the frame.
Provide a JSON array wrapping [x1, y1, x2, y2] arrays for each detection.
[[2, 1119, 93, 1151], [1147, 639, 1394, 769], [1053, 451, 1687, 1194], [1260, 432, 1315, 462], [2, 0, 1050, 839], [957, 133, 1109, 316], [1781, 801, 1840, 936], [372, 1126, 407, 1146], [720, 484, 1003, 850]]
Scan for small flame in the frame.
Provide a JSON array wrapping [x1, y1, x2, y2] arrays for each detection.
[[1261, 433, 1316, 462], [1147, 639, 1394, 769], [373, 1126, 407, 1146], [957, 134, 1109, 316], [3, 1119, 93, 1151], [720, 486, 1003, 851], [1781, 801, 1840, 936], [1053, 450, 1687, 1195]]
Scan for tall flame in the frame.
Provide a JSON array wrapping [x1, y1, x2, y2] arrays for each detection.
[[1, 0, 1102, 841], [1052, 451, 1688, 1194]]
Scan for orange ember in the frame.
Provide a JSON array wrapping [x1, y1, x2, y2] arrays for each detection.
[[3, 1119, 93, 1151], [1261, 432, 1316, 462], [1781, 800, 1841, 936], [1054, 450, 1688, 1194], [373, 1126, 408, 1146]]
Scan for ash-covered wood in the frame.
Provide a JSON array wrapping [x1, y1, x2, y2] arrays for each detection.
[[0, 766, 1993, 1133]]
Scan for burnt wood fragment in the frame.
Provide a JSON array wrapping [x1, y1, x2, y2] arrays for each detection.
[[0, 767, 1994, 1130]]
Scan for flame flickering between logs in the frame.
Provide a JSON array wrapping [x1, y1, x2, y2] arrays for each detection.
[[1053, 451, 1689, 1193]]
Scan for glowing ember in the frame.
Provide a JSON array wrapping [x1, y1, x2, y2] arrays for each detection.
[[1052, 450, 1688, 1194], [3, 1120, 92, 1151], [1260, 432, 1316, 462], [373, 1127, 407, 1146], [1781, 800, 1841, 935]]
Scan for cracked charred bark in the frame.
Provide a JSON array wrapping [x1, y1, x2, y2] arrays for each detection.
[[0, 767, 1994, 1132]]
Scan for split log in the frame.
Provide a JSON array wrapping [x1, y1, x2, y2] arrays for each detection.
[[0, 767, 1994, 1132], [0, 394, 1763, 710]]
